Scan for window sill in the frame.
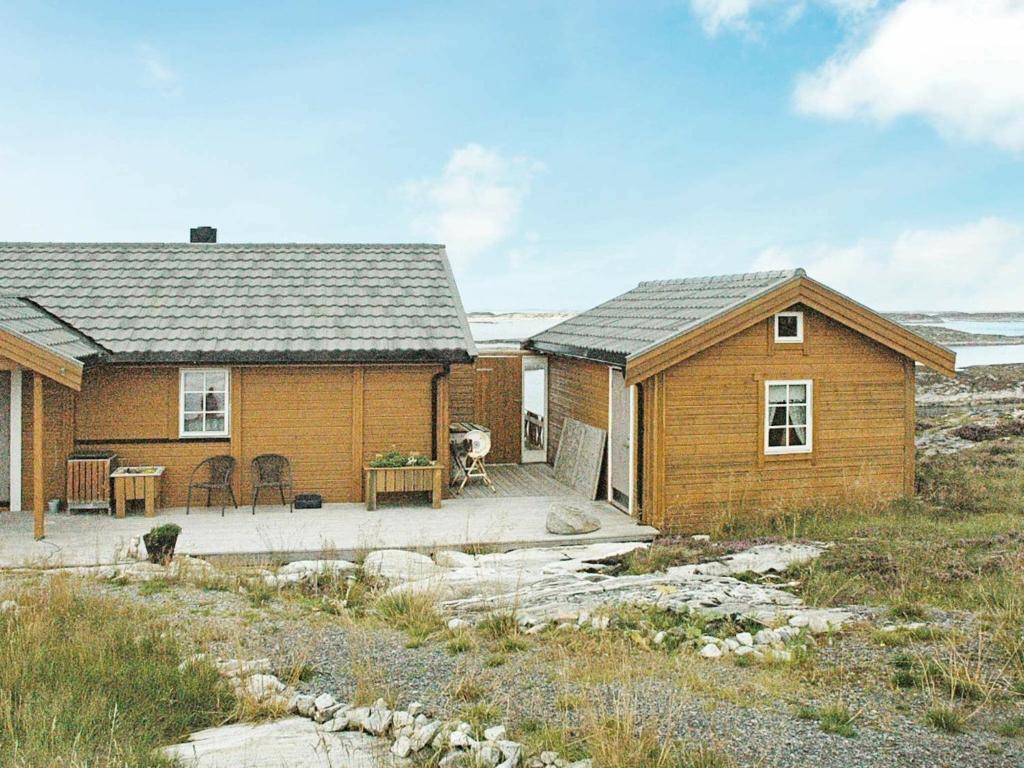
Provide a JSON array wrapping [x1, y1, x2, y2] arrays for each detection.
[[764, 452, 814, 463]]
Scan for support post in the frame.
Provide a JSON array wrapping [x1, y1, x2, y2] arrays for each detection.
[[32, 372, 44, 539], [9, 367, 21, 512]]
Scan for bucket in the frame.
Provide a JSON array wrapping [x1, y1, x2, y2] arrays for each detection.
[[47, 499, 61, 515]]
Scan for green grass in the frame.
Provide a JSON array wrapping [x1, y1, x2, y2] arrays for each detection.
[[0, 577, 234, 768], [475, 611, 519, 641], [926, 705, 968, 734], [797, 704, 858, 738], [372, 589, 445, 641], [138, 577, 173, 596], [446, 633, 475, 655], [995, 716, 1024, 738]]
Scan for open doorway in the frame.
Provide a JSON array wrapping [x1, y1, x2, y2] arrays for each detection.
[[521, 356, 547, 463]]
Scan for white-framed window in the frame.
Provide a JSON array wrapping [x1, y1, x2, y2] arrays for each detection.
[[765, 380, 812, 454], [179, 368, 230, 438], [774, 311, 803, 343]]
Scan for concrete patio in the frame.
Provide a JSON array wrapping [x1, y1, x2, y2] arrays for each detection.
[[0, 494, 658, 568]]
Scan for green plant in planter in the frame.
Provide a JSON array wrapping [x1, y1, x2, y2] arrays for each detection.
[[369, 449, 432, 468], [143, 523, 182, 565]]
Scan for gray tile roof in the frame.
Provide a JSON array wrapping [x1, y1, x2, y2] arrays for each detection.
[[527, 269, 804, 364], [0, 243, 477, 364], [0, 296, 105, 363]]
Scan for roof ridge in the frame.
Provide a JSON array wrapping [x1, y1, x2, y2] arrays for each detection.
[[0, 242, 447, 248], [637, 268, 804, 288]]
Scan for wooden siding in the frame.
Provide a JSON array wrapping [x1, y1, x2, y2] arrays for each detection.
[[447, 356, 523, 464], [362, 367, 437, 466], [20, 373, 76, 510], [642, 308, 912, 532], [546, 356, 609, 466], [238, 367, 354, 503], [69, 363, 440, 509]]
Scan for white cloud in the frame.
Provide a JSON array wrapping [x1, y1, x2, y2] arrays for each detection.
[[406, 144, 541, 267], [752, 217, 1024, 310], [795, 0, 1024, 151], [137, 43, 179, 93], [690, 0, 876, 35]]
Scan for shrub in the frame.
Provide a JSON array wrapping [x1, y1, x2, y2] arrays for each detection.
[[143, 523, 182, 565]]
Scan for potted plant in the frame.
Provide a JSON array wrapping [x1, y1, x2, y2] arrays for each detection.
[[143, 523, 182, 565]]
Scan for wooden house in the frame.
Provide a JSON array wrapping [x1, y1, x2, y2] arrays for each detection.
[[526, 270, 956, 532], [0, 231, 476, 537]]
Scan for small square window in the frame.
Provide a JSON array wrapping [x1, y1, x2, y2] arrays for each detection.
[[775, 312, 803, 343]]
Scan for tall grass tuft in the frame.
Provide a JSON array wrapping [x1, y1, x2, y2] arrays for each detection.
[[0, 577, 234, 768]]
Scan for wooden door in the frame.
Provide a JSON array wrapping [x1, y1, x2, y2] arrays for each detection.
[[473, 357, 522, 464]]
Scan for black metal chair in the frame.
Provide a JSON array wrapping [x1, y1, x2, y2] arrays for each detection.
[[186, 455, 238, 516], [250, 454, 294, 514]]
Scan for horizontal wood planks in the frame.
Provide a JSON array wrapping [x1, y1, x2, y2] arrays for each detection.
[[546, 356, 609, 466], [647, 309, 912, 531], [70, 363, 441, 509]]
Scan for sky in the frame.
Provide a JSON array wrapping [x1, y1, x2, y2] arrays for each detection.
[[1, 1, 1023, 312]]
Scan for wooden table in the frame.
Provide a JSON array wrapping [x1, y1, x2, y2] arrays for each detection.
[[111, 466, 165, 518]]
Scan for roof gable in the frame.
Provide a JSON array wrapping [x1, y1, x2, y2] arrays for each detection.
[[0, 242, 477, 364], [622, 274, 956, 385]]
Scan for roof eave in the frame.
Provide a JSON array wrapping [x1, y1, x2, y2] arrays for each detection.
[[95, 348, 475, 366], [524, 340, 627, 367]]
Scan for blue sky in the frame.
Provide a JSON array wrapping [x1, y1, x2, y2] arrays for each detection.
[[1, 1, 1023, 311]]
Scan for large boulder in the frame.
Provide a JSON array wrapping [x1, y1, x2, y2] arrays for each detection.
[[545, 505, 601, 535]]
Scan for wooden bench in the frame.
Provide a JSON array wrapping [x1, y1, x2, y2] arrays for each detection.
[[364, 464, 443, 510]]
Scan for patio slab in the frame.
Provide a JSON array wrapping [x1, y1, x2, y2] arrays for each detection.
[[0, 496, 658, 568]]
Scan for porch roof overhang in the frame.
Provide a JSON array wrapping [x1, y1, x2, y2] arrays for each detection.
[[0, 297, 105, 391], [623, 275, 957, 386]]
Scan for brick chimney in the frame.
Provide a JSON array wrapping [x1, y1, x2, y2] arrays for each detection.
[[190, 226, 217, 243]]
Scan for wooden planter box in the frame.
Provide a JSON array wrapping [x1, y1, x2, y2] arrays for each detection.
[[364, 464, 442, 510], [67, 452, 118, 514]]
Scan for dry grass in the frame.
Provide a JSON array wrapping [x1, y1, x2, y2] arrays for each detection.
[[0, 576, 234, 768]]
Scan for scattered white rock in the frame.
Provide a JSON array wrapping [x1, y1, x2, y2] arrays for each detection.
[[700, 643, 722, 659], [242, 674, 286, 700], [484, 725, 507, 741], [363, 549, 443, 584], [735, 632, 754, 647]]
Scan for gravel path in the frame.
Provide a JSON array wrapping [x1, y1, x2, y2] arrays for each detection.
[[5, 573, 1022, 768]]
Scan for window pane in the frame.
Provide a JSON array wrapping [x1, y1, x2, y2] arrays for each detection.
[[184, 392, 203, 411], [183, 372, 204, 391], [768, 385, 787, 404], [769, 405, 786, 427], [205, 371, 227, 391], [788, 406, 807, 426], [768, 427, 788, 447], [789, 384, 807, 403], [204, 391, 224, 411], [777, 315, 799, 337], [183, 413, 203, 433], [789, 426, 807, 446], [205, 413, 225, 433]]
